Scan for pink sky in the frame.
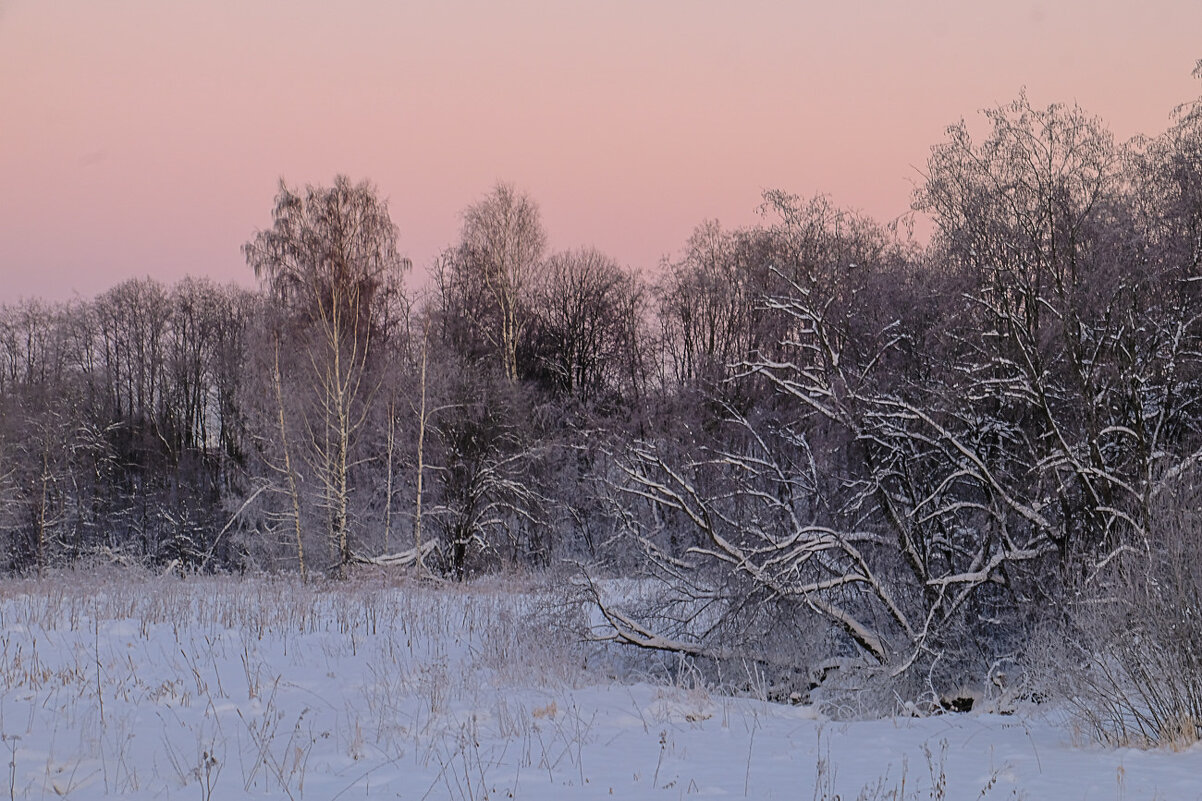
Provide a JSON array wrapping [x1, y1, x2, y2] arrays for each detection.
[[1, 1, 1200, 302]]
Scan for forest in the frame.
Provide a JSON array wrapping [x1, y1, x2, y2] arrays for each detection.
[[3, 80, 1202, 732]]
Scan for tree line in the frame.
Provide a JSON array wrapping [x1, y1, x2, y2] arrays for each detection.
[[3, 78, 1202, 712]]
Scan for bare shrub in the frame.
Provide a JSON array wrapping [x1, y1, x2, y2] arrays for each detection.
[[1045, 473, 1202, 747]]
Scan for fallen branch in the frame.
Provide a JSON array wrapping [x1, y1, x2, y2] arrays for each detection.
[[351, 538, 441, 568]]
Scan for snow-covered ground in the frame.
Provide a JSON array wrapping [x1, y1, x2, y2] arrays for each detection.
[[0, 571, 1199, 800]]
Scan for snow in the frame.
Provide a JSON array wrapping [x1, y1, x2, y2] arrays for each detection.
[[1, 572, 1200, 800]]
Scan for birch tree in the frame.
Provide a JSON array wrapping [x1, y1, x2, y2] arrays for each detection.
[[438, 183, 546, 382], [243, 176, 407, 576]]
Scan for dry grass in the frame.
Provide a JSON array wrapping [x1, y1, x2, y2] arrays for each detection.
[[0, 566, 605, 798]]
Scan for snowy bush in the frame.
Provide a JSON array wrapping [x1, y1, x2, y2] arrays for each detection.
[[1041, 474, 1202, 747]]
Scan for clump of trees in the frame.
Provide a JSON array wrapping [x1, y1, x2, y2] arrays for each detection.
[[2, 69, 1201, 733]]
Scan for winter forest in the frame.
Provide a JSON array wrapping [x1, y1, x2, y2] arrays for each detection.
[[4, 74, 1202, 744]]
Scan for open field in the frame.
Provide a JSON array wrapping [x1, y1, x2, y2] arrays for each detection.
[[0, 571, 1200, 800]]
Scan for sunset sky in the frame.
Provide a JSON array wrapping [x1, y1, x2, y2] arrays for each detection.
[[1, 1, 1200, 302]]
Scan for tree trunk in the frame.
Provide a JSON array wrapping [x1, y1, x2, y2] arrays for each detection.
[[413, 325, 429, 573], [273, 337, 306, 581]]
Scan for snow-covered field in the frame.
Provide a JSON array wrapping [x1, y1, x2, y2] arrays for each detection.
[[0, 571, 1199, 800]]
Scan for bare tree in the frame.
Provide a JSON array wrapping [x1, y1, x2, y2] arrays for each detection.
[[437, 183, 546, 382], [411, 319, 431, 571], [917, 92, 1202, 570], [657, 220, 757, 388], [0, 300, 114, 569], [592, 185, 1074, 693], [599, 95, 1202, 693], [243, 176, 407, 576], [526, 247, 647, 404]]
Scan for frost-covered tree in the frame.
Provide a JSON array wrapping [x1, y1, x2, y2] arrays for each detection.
[[243, 176, 408, 576]]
